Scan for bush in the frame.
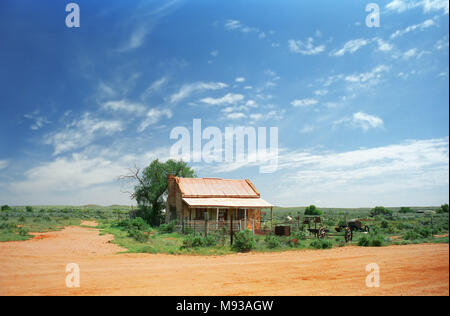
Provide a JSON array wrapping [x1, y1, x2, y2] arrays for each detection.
[[232, 229, 256, 252], [18, 227, 28, 236], [438, 204, 449, 213], [1, 205, 11, 211], [310, 239, 333, 249], [304, 205, 322, 216], [370, 206, 393, 217], [115, 217, 150, 231], [25, 206, 33, 213], [358, 233, 384, 247], [381, 220, 389, 229], [264, 235, 281, 248], [181, 234, 211, 248], [292, 230, 308, 240], [159, 221, 176, 234], [403, 230, 421, 240], [399, 207, 414, 213], [128, 229, 149, 243]]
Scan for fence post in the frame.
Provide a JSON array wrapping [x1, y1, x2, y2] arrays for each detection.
[[252, 219, 254, 235], [230, 215, 233, 246], [205, 214, 208, 237]]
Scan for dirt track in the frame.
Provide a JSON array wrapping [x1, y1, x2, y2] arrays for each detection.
[[0, 223, 448, 296]]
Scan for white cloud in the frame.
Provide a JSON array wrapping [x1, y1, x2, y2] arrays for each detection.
[[224, 20, 242, 30], [235, 77, 246, 83], [170, 81, 228, 104], [314, 89, 328, 96], [210, 50, 219, 57], [0, 160, 8, 170], [138, 108, 172, 132], [330, 38, 369, 56], [390, 18, 436, 39], [24, 112, 50, 130], [200, 93, 244, 105], [45, 114, 124, 155], [386, 0, 449, 14], [249, 110, 284, 122], [345, 65, 390, 86], [435, 35, 449, 50], [352, 112, 384, 131], [226, 112, 247, 120], [291, 98, 318, 107], [403, 48, 418, 59], [374, 38, 394, 51], [102, 100, 146, 115], [141, 77, 168, 99], [299, 125, 315, 134], [288, 38, 325, 55]]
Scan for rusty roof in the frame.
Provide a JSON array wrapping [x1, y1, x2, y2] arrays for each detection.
[[183, 197, 273, 208], [175, 177, 260, 198]]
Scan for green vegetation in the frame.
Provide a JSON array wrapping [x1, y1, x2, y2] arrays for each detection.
[[304, 205, 322, 216], [1, 203, 448, 255], [120, 159, 195, 226]]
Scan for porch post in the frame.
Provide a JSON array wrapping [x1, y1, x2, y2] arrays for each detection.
[[270, 207, 273, 231], [244, 208, 247, 230], [216, 208, 219, 229]]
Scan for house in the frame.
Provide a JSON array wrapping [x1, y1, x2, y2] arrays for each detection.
[[166, 175, 273, 231]]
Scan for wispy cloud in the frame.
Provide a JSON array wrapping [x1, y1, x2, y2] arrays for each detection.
[[45, 114, 124, 155], [330, 38, 369, 56], [386, 0, 449, 14], [170, 82, 228, 104], [0, 160, 8, 170], [291, 98, 318, 107], [345, 65, 390, 86], [138, 108, 172, 132], [334, 112, 384, 131], [200, 93, 244, 106], [102, 99, 146, 115], [141, 77, 168, 99], [288, 38, 325, 55], [24, 111, 50, 130], [390, 18, 436, 39]]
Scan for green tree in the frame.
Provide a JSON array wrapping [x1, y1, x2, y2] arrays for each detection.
[[304, 205, 322, 216], [399, 207, 414, 213], [370, 206, 393, 217], [1, 205, 11, 211], [121, 159, 195, 226], [439, 204, 449, 213]]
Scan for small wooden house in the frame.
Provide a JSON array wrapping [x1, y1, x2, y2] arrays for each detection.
[[166, 175, 273, 231]]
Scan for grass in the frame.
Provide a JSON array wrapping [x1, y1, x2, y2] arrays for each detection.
[[1, 205, 448, 256]]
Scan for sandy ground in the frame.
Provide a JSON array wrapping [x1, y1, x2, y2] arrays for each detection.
[[0, 224, 448, 296]]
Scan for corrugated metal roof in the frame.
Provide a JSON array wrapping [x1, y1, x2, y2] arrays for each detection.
[[182, 197, 273, 208], [177, 177, 259, 198]]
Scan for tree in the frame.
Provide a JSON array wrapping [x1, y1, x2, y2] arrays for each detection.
[[399, 207, 414, 214], [304, 205, 322, 216], [439, 204, 449, 213], [1, 205, 11, 211], [120, 159, 195, 226], [370, 206, 393, 217]]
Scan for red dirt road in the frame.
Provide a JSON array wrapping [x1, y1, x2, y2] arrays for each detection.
[[0, 224, 448, 296]]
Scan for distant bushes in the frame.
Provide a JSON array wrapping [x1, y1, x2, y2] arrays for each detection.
[[264, 235, 280, 248], [399, 207, 414, 214], [370, 206, 393, 217], [159, 221, 176, 234], [304, 205, 322, 216], [1, 205, 11, 211]]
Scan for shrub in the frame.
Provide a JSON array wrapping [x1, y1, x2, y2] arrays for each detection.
[[439, 204, 449, 213], [399, 207, 414, 213], [25, 206, 33, 213], [304, 205, 322, 216], [292, 230, 308, 240], [128, 229, 149, 243], [1, 205, 11, 211], [264, 235, 281, 248], [159, 221, 176, 234], [310, 239, 333, 249], [358, 233, 384, 247], [115, 217, 150, 231], [403, 230, 421, 240], [18, 227, 28, 236], [232, 229, 256, 252], [370, 206, 393, 217], [289, 238, 300, 247], [181, 234, 206, 248], [202, 234, 217, 247], [18, 216, 26, 223]]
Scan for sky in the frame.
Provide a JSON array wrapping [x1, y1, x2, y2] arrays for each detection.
[[0, 0, 448, 207]]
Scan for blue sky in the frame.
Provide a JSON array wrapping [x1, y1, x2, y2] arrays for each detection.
[[0, 0, 448, 207]]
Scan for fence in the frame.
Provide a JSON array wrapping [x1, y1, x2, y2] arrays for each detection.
[[177, 219, 257, 236]]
